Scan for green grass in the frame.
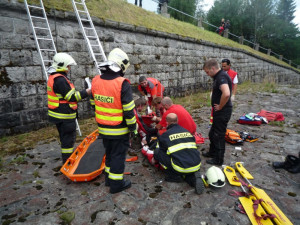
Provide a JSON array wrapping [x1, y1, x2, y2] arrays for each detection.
[[22, 0, 299, 71]]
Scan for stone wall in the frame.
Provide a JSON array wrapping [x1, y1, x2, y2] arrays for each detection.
[[0, 0, 299, 136]]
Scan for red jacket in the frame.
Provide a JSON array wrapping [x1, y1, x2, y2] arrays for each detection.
[[159, 104, 196, 134], [227, 69, 237, 84]]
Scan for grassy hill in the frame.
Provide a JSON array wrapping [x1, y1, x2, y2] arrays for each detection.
[[24, 0, 299, 71]]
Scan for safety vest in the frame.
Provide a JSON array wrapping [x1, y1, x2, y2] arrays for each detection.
[[47, 74, 77, 110], [227, 69, 237, 84], [92, 75, 129, 126]]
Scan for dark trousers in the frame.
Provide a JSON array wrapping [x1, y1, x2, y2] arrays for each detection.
[[209, 107, 232, 163], [103, 138, 129, 188], [56, 120, 76, 153]]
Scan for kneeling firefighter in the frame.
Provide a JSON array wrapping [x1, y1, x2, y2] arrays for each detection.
[[154, 113, 203, 194], [90, 48, 137, 194], [47, 53, 91, 164]]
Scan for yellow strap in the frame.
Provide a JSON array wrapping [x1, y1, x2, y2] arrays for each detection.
[[125, 115, 136, 125], [61, 147, 73, 153], [108, 172, 123, 180]]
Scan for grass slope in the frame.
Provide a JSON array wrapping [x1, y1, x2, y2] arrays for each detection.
[[23, 0, 298, 71]]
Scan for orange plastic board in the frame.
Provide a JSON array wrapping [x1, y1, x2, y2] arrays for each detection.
[[60, 129, 106, 182]]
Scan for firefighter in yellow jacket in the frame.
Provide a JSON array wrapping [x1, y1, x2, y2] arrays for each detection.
[[91, 48, 137, 194], [47, 53, 91, 163]]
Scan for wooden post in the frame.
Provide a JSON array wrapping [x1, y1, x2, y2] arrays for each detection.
[[198, 18, 202, 28], [239, 36, 244, 45], [279, 55, 283, 61], [223, 29, 228, 38], [254, 43, 259, 51], [267, 49, 271, 56], [288, 60, 292, 65], [161, 2, 170, 18]]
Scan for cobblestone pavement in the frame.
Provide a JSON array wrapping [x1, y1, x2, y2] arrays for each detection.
[[1, 85, 299, 225]]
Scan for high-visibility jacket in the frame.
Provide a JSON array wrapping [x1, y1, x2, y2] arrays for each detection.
[[91, 75, 136, 137], [158, 124, 201, 173], [47, 74, 78, 120], [138, 77, 164, 98], [227, 69, 237, 84]]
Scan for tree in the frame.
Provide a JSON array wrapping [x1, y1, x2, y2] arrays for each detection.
[[276, 0, 296, 23], [168, 0, 198, 24]]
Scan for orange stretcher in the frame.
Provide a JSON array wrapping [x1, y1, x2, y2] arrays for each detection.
[[60, 129, 138, 182]]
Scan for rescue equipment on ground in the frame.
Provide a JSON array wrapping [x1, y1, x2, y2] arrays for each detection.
[[61, 129, 138, 182], [238, 131, 259, 142], [204, 166, 226, 188], [224, 163, 293, 225], [257, 109, 284, 122], [238, 113, 267, 126], [225, 129, 243, 145]]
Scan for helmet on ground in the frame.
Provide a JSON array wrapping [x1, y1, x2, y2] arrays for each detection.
[[99, 48, 130, 74], [51, 53, 77, 72], [205, 166, 225, 187]]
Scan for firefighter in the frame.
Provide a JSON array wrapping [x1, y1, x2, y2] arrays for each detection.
[[138, 76, 164, 113], [47, 53, 91, 163], [154, 113, 203, 194], [90, 48, 137, 194]]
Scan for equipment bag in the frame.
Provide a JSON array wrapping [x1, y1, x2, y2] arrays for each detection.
[[225, 129, 243, 145]]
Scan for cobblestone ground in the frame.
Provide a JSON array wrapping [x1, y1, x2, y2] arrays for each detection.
[[0, 85, 299, 225]]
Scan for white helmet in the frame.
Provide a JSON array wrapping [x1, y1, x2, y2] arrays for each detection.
[[99, 48, 130, 74], [51, 53, 77, 72], [205, 166, 225, 187]]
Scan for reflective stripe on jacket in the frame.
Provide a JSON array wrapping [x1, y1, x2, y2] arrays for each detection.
[[47, 73, 78, 110], [158, 124, 201, 173]]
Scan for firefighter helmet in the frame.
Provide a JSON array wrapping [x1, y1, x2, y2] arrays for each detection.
[[51, 53, 77, 72], [99, 48, 130, 74], [205, 166, 225, 187]]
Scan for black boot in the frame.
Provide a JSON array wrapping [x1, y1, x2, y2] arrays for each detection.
[[62, 153, 72, 164], [165, 170, 184, 183], [110, 180, 131, 194], [272, 162, 285, 169], [206, 158, 223, 166], [202, 151, 214, 158]]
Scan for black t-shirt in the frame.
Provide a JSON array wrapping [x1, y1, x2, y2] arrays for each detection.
[[211, 70, 232, 109]]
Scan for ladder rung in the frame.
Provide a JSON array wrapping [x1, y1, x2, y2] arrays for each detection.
[[83, 27, 93, 30], [43, 60, 53, 62], [40, 49, 56, 52], [28, 5, 43, 10], [78, 10, 87, 13], [33, 27, 49, 30], [74, 1, 84, 5], [81, 18, 91, 22], [90, 45, 99, 47], [31, 16, 46, 20], [87, 36, 97, 39], [37, 37, 52, 41]]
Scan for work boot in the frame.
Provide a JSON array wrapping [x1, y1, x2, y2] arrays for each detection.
[[194, 171, 204, 195], [272, 161, 285, 169], [62, 153, 72, 164], [184, 174, 196, 187], [202, 151, 214, 158], [206, 158, 223, 166], [110, 180, 131, 194]]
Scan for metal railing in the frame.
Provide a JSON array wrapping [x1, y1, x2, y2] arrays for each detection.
[[149, 0, 299, 69]]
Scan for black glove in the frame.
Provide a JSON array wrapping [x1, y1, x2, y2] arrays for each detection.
[[130, 130, 138, 140]]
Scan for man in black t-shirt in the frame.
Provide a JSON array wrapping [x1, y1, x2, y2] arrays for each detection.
[[202, 59, 232, 165]]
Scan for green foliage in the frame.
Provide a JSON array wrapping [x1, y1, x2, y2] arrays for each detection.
[[168, 0, 198, 24]]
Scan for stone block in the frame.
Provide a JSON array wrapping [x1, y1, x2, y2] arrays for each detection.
[[20, 83, 37, 97], [0, 50, 10, 66], [0, 112, 21, 129], [0, 99, 12, 114], [1, 33, 22, 49], [10, 50, 32, 66], [6, 66, 25, 83], [26, 66, 43, 82], [0, 17, 13, 32], [12, 97, 24, 112]]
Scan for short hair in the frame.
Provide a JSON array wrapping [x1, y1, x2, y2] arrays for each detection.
[[221, 58, 231, 65], [139, 76, 147, 83], [161, 97, 173, 106], [152, 97, 162, 106], [166, 113, 178, 124], [134, 97, 147, 107], [203, 59, 220, 70]]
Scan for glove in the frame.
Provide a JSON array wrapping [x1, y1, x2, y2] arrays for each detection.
[[151, 116, 157, 121], [144, 95, 148, 101], [231, 95, 235, 101], [130, 130, 138, 140]]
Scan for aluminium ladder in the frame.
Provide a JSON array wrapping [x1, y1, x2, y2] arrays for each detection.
[[71, 0, 107, 74], [24, 0, 82, 136]]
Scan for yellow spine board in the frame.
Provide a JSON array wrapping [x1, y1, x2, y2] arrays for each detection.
[[239, 196, 273, 225], [223, 166, 241, 186], [235, 162, 254, 179], [250, 186, 293, 225]]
